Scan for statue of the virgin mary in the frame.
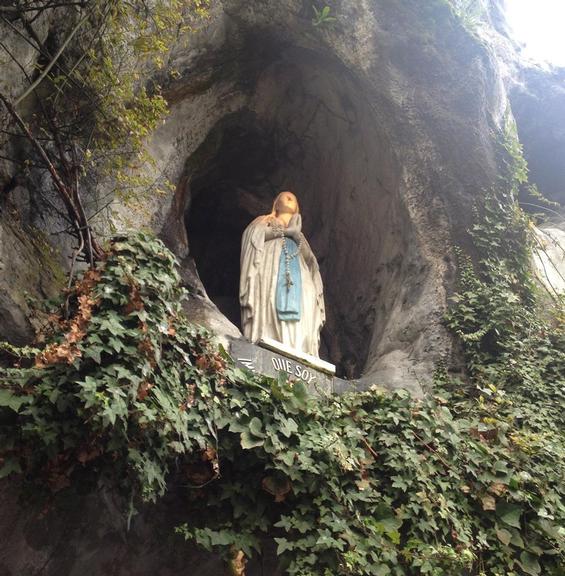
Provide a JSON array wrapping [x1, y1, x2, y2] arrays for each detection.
[[239, 191, 325, 357]]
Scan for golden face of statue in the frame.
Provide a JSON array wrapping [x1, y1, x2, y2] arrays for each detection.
[[274, 191, 299, 215]]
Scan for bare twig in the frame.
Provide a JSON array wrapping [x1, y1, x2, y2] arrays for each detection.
[[360, 436, 379, 460], [0, 2, 87, 13], [519, 202, 563, 218], [0, 12, 109, 115], [412, 431, 454, 471], [0, 90, 103, 263], [14, 7, 91, 106]]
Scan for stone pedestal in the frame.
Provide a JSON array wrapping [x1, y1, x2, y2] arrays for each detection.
[[229, 337, 356, 395]]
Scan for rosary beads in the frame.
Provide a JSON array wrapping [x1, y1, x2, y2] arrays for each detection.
[[270, 219, 304, 289]]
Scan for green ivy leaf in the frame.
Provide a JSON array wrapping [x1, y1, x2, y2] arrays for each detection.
[[372, 504, 402, 544], [84, 346, 103, 364], [519, 551, 541, 576], [0, 389, 30, 412], [0, 457, 22, 478], [228, 419, 248, 434], [275, 537, 294, 555], [248, 417, 265, 438], [496, 502, 522, 529], [241, 430, 264, 449], [291, 381, 308, 410], [279, 417, 298, 438], [496, 528, 512, 546], [279, 451, 296, 467], [510, 529, 525, 549]]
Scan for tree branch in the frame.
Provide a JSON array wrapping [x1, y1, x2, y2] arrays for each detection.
[[0, 2, 87, 13], [0, 90, 103, 263], [14, 6, 91, 106]]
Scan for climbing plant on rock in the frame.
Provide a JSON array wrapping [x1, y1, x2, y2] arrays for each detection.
[[0, 232, 563, 575]]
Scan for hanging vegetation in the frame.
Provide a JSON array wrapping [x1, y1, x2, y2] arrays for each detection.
[[0, 219, 562, 575]]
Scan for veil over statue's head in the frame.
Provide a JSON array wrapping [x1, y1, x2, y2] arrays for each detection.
[[271, 191, 300, 217]]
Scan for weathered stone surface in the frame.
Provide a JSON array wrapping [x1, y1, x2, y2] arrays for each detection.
[[139, 0, 510, 395], [3, 0, 561, 396], [481, 2, 565, 206], [0, 209, 65, 345], [533, 218, 565, 295], [230, 337, 337, 394], [0, 479, 281, 576], [1, 0, 562, 395], [0, 9, 76, 334], [0, 10, 53, 193]]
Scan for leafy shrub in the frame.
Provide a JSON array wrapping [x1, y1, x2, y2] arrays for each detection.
[[0, 232, 563, 575], [0, 234, 226, 504]]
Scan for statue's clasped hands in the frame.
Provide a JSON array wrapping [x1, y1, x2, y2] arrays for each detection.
[[285, 214, 302, 243], [265, 213, 303, 243]]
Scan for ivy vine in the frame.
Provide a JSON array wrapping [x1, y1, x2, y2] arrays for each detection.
[[0, 224, 562, 575]]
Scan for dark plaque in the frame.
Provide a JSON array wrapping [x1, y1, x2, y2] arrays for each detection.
[[229, 338, 354, 395]]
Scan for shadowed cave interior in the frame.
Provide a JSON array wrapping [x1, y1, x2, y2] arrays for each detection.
[[184, 44, 418, 379]]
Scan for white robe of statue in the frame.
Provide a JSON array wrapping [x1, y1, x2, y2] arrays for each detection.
[[239, 196, 325, 357]]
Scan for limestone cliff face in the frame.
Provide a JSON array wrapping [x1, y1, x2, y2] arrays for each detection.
[[0, 7, 67, 344], [2, 0, 564, 395], [123, 0, 510, 394]]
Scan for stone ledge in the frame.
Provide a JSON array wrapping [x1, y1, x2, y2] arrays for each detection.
[[257, 337, 336, 375], [229, 337, 355, 395]]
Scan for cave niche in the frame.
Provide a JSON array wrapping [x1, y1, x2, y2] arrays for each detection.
[[183, 43, 415, 380]]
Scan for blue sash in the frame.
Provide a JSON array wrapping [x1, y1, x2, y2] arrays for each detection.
[[276, 238, 301, 321]]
